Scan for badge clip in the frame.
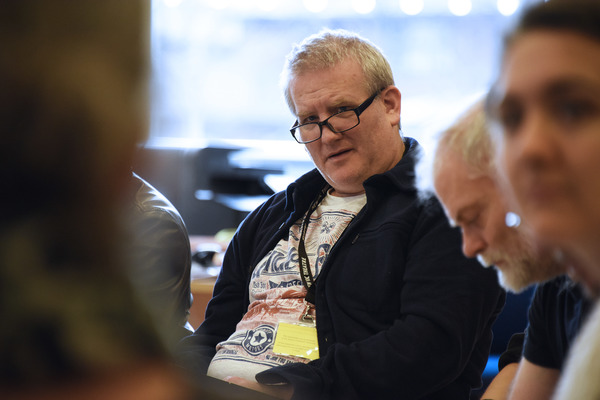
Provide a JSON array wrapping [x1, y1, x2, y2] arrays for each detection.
[[301, 299, 315, 324]]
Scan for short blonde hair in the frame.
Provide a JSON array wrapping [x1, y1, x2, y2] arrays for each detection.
[[434, 99, 494, 179], [281, 29, 395, 114]]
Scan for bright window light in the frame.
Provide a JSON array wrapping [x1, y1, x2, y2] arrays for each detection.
[[163, 0, 183, 7], [448, 0, 472, 16], [150, 0, 516, 144], [205, 0, 230, 10], [497, 0, 519, 16], [256, 0, 280, 12], [399, 0, 423, 15], [303, 0, 328, 13], [352, 0, 376, 14]]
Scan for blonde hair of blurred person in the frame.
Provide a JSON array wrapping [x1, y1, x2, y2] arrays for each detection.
[[0, 2, 192, 399], [425, 100, 563, 294]]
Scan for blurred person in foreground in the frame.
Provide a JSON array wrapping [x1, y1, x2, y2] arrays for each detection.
[[177, 28, 504, 400], [485, 0, 600, 398], [0, 2, 192, 399], [418, 98, 585, 400]]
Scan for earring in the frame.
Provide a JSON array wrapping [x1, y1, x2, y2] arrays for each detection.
[[505, 211, 521, 228]]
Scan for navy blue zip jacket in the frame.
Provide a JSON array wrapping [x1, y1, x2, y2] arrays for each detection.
[[178, 137, 505, 399]]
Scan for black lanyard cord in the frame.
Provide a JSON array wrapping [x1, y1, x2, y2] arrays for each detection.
[[297, 185, 329, 305]]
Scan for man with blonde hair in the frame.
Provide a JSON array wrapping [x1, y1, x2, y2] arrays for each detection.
[[179, 29, 504, 400], [427, 100, 564, 293]]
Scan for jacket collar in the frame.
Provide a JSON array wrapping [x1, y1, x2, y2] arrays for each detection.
[[285, 137, 420, 213], [364, 136, 419, 193]]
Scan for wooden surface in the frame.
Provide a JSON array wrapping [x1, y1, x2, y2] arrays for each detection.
[[189, 277, 217, 329], [187, 235, 227, 330]]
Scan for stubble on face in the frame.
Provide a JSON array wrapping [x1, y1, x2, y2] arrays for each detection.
[[478, 227, 565, 293], [290, 60, 403, 196]]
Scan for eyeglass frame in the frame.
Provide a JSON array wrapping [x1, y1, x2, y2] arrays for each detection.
[[289, 90, 381, 144]]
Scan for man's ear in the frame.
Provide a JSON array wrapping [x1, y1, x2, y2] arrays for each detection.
[[381, 85, 401, 127]]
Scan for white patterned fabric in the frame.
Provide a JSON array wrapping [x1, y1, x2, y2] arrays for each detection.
[[207, 191, 366, 381]]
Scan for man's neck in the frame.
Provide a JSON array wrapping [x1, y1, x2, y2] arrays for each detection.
[[328, 188, 366, 197]]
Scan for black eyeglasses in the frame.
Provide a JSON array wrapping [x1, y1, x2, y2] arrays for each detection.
[[290, 91, 380, 144]]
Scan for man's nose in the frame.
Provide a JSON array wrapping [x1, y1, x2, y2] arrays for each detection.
[[515, 110, 559, 165], [319, 122, 341, 143], [462, 230, 486, 259]]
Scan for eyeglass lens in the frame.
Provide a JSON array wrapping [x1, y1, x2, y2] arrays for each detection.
[[295, 111, 358, 143]]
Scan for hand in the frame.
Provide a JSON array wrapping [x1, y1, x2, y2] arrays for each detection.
[[224, 376, 293, 400]]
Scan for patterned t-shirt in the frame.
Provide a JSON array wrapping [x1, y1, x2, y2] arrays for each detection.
[[207, 190, 366, 382]]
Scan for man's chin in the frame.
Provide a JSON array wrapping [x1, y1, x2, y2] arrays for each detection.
[[476, 254, 493, 269], [496, 270, 533, 294]]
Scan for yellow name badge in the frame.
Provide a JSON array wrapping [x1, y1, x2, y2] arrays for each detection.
[[273, 322, 320, 361]]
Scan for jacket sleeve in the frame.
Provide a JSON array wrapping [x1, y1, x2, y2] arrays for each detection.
[[257, 200, 505, 399]]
